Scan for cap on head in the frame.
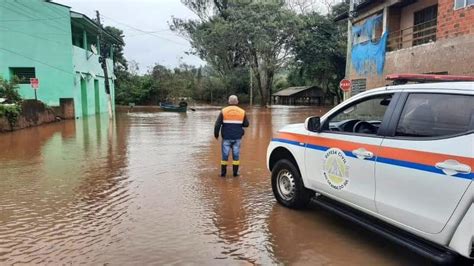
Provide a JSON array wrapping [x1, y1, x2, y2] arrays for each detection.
[[228, 95, 239, 105]]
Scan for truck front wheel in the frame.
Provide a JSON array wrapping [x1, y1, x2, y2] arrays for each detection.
[[271, 159, 312, 209]]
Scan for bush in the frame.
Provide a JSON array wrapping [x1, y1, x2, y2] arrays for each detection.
[[0, 104, 22, 129], [0, 76, 22, 104]]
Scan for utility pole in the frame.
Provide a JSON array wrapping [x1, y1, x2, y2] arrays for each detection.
[[344, 0, 355, 101], [96, 10, 113, 119], [249, 66, 253, 106]]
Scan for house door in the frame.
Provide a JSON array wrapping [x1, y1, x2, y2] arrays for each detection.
[[94, 79, 100, 114], [80, 78, 88, 117]]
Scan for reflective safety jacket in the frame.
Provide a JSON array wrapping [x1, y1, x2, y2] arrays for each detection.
[[214, 105, 250, 140]]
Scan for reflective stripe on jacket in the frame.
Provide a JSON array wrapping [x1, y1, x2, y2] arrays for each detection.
[[223, 106, 245, 124], [214, 105, 249, 140]]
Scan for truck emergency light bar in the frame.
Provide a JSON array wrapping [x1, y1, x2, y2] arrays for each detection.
[[386, 73, 474, 84]]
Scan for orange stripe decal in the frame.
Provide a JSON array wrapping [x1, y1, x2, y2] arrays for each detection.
[[274, 132, 473, 169]]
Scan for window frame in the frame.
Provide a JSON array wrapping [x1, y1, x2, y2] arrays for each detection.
[[385, 91, 474, 141], [454, 0, 474, 10], [10, 67, 36, 84], [412, 4, 438, 47], [320, 92, 400, 138]]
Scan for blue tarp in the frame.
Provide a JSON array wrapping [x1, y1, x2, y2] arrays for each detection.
[[352, 14, 383, 41], [351, 14, 388, 75]]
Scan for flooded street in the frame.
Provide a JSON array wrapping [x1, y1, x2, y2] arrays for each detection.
[[0, 107, 428, 265]]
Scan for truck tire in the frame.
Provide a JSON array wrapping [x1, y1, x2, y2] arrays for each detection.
[[271, 159, 312, 209]]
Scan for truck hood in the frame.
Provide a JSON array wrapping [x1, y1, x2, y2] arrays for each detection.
[[277, 123, 306, 135]]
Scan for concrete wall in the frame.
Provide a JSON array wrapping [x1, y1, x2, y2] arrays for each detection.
[[0, 0, 75, 106], [0, 100, 57, 132]]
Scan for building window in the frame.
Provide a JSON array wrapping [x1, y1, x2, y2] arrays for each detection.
[[10, 67, 36, 84], [455, 0, 474, 9], [413, 5, 438, 47], [351, 79, 367, 97]]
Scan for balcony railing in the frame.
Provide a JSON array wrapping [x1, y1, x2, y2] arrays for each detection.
[[387, 19, 437, 52]]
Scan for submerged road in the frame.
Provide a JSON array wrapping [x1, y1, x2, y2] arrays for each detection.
[[0, 107, 428, 264]]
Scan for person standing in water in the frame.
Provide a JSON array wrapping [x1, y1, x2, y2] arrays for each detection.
[[214, 95, 249, 177]]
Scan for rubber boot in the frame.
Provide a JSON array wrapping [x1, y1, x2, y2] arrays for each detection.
[[220, 165, 227, 177], [233, 165, 240, 177]]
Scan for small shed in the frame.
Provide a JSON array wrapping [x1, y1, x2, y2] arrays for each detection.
[[272, 86, 324, 105]]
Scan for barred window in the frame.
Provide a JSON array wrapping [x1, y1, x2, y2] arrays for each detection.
[[413, 5, 438, 46], [10, 67, 36, 84]]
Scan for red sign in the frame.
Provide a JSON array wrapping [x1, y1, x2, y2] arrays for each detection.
[[339, 79, 352, 92], [30, 78, 39, 89]]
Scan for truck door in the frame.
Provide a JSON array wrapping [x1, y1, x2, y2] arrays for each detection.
[[376, 92, 474, 234], [305, 93, 396, 212]]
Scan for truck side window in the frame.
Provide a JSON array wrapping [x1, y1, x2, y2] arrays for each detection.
[[396, 93, 474, 138], [324, 94, 393, 135]]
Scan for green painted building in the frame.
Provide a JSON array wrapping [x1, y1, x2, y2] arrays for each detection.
[[0, 0, 122, 117]]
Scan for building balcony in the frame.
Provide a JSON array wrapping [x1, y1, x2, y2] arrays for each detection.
[[385, 0, 438, 52], [387, 18, 437, 51]]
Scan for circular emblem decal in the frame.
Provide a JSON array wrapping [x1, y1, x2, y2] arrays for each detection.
[[322, 148, 349, 190]]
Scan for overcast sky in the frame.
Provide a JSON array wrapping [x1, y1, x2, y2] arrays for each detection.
[[56, 0, 205, 73]]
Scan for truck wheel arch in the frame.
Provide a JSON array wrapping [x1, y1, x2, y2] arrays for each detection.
[[269, 147, 301, 175]]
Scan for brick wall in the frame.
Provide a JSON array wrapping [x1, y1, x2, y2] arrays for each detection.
[[438, 0, 474, 39]]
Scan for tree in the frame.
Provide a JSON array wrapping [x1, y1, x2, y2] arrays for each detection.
[[289, 2, 348, 103], [104, 26, 128, 71], [173, 2, 299, 106], [286, 0, 320, 14]]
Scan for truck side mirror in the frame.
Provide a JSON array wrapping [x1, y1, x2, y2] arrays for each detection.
[[305, 116, 321, 132]]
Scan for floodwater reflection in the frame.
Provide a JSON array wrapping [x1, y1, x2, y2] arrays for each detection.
[[0, 107, 428, 264]]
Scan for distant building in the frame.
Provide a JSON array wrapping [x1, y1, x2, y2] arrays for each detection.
[[272, 86, 325, 105], [0, 0, 122, 117], [338, 0, 474, 94]]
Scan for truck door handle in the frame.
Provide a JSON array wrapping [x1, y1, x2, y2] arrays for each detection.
[[435, 160, 471, 176], [352, 148, 374, 160]]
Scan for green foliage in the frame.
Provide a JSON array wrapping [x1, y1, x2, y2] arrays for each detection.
[[173, 1, 300, 106], [114, 2, 349, 106], [289, 2, 348, 103], [0, 76, 22, 128], [0, 104, 22, 129], [104, 26, 128, 72], [0, 76, 22, 104]]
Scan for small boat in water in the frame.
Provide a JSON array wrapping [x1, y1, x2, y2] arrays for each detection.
[[159, 102, 187, 112]]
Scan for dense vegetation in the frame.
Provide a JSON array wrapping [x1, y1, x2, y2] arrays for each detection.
[[0, 77, 22, 128], [111, 0, 348, 106]]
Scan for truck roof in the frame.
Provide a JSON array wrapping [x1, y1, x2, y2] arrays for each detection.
[[351, 82, 474, 100], [384, 82, 474, 91]]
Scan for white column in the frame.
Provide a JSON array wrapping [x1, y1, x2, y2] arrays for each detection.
[[383, 6, 389, 34]]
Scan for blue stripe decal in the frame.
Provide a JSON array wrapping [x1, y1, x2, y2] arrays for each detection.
[[376, 157, 473, 180], [271, 139, 473, 180], [305, 143, 327, 152]]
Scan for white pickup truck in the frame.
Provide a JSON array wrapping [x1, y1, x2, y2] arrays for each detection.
[[267, 82, 473, 263]]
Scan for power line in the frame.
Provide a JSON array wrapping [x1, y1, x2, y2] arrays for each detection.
[[0, 26, 72, 46], [100, 15, 189, 46], [0, 2, 67, 34], [0, 46, 74, 75], [127, 30, 175, 38]]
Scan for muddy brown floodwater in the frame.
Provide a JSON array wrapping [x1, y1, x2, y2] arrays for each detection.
[[0, 107, 430, 265]]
